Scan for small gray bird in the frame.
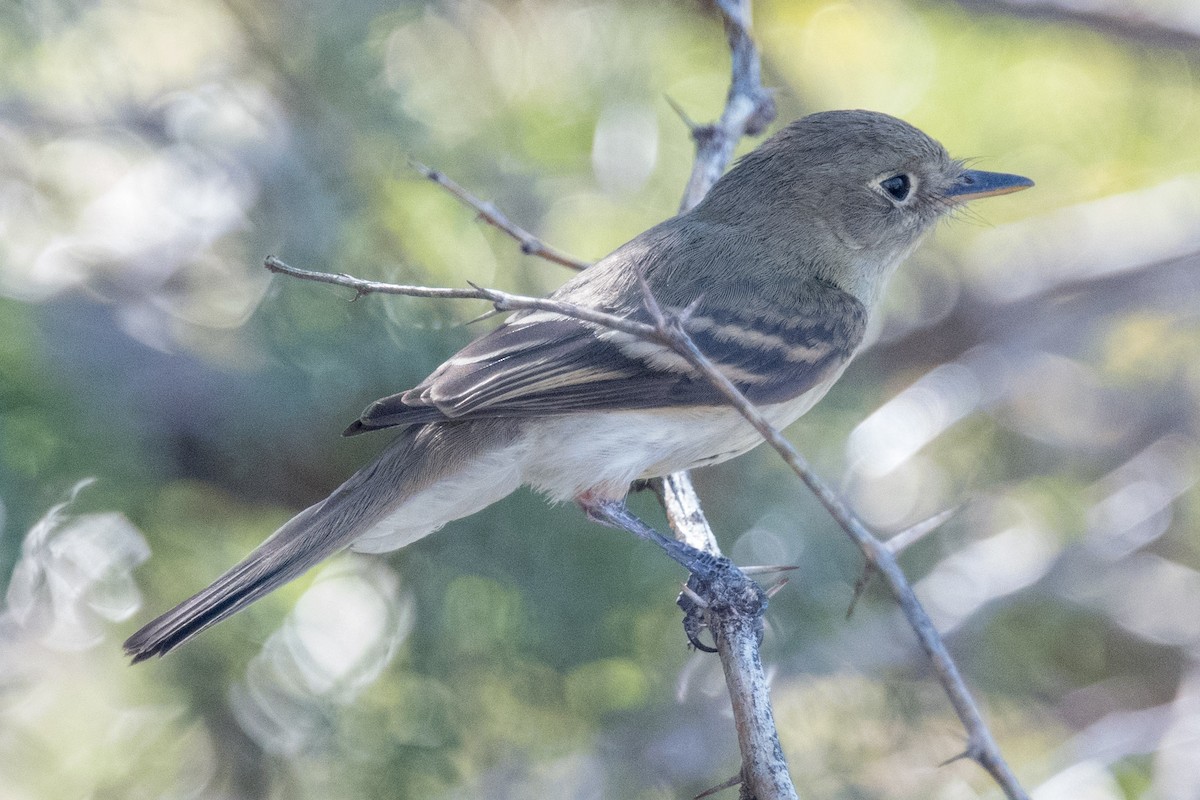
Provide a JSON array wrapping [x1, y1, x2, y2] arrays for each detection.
[[125, 110, 1031, 662]]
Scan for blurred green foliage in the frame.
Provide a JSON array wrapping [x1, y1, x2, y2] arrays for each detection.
[[3, 0, 1200, 798]]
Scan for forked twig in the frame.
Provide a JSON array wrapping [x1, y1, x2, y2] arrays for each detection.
[[410, 160, 591, 272]]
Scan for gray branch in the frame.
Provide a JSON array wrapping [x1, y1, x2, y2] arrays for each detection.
[[677, 0, 776, 213], [952, 0, 1200, 51]]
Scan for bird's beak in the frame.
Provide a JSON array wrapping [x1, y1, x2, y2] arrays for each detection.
[[944, 169, 1034, 201]]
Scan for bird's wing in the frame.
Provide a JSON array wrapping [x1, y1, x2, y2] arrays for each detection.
[[344, 280, 867, 435]]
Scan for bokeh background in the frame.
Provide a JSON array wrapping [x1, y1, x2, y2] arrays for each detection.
[[3, 0, 1200, 797]]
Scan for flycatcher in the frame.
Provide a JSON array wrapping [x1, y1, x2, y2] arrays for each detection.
[[125, 110, 1032, 662]]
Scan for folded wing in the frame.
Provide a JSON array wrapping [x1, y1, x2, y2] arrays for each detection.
[[345, 279, 867, 435]]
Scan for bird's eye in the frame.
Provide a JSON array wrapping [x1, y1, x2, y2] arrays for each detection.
[[880, 174, 912, 202]]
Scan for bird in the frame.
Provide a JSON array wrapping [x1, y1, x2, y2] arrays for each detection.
[[124, 109, 1032, 662]]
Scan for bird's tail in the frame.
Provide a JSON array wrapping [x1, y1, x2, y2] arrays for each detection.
[[124, 420, 519, 663]]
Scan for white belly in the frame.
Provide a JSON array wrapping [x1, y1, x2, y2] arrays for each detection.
[[351, 379, 835, 554], [520, 389, 827, 502]]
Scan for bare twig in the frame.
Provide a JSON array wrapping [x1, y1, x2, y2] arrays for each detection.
[[409, 160, 591, 271], [952, 0, 1200, 51], [656, 470, 723, 555], [676, 0, 776, 212], [270, 256, 1020, 798], [264, 256, 656, 338]]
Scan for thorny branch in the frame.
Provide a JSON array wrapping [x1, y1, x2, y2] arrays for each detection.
[[636, 289, 795, 800]]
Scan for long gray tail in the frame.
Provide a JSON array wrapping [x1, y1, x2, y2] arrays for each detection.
[[124, 421, 508, 663]]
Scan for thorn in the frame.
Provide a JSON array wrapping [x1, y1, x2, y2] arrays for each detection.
[[694, 771, 742, 799], [846, 563, 876, 619], [765, 578, 788, 598], [679, 293, 705, 323], [665, 94, 699, 132], [407, 157, 436, 179], [636, 269, 667, 324], [680, 583, 708, 609], [741, 564, 799, 576], [886, 505, 961, 556], [465, 308, 501, 325], [464, 281, 505, 313], [938, 748, 972, 768], [466, 280, 495, 298]]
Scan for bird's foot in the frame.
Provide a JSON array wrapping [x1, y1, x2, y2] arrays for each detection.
[[576, 494, 722, 576], [576, 494, 768, 653]]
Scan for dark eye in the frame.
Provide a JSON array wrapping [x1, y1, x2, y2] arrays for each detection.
[[880, 174, 912, 201]]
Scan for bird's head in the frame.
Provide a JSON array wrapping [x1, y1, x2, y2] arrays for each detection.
[[694, 109, 1032, 306]]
